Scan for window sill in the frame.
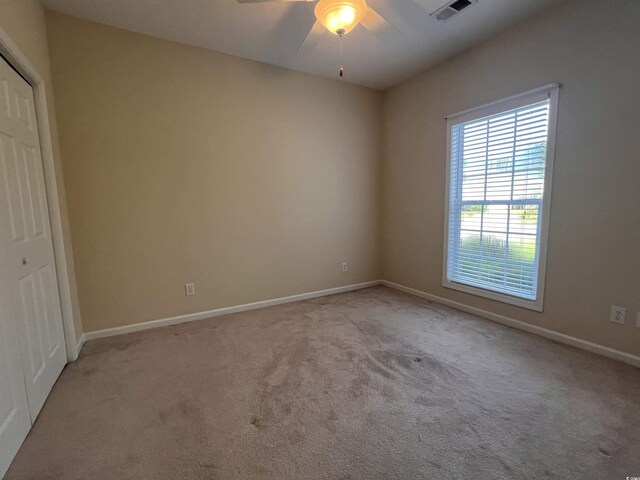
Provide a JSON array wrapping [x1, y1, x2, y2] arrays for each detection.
[[442, 279, 543, 312]]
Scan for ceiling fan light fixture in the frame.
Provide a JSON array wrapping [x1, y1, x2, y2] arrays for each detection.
[[315, 0, 368, 36]]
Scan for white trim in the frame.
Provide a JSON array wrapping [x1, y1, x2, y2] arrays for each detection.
[[82, 278, 640, 368], [84, 281, 382, 341], [75, 334, 85, 358], [0, 27, 80, 362], [381, 280, 640, 368], [442, 84, 560, 312], [445, 83, 562, 120]]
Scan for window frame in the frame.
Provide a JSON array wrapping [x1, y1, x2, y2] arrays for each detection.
[[442, 84, 560, 312]]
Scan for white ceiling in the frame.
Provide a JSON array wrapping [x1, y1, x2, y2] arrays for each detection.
[[40, 0, 563, 90]]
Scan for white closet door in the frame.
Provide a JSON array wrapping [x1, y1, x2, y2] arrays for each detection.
[[0, 55, 66, 441], [0, 56, 31, 480]]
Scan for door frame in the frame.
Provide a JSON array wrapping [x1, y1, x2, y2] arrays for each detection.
[[0, 27, 80, 361]]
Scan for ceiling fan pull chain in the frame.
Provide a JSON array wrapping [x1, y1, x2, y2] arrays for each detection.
[[338, 29, 345, 78]]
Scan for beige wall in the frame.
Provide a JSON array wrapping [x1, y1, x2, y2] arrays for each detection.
[[45, 12, 382, 333], [0, 0, 83, 342], [382, 0, 640, 356]]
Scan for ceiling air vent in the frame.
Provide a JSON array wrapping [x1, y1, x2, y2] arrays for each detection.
[[431, 0, 476, 22]]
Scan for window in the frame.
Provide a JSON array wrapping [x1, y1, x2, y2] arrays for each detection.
[[443, 85, 559, 311]]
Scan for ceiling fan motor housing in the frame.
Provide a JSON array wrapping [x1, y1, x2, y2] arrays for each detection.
[[315, 0, 368, 35]]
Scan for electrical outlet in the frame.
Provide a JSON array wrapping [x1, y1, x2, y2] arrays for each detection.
[[609, 306, 626, 325], [341, 262, 348, 272], [185, 283, 196, 297]]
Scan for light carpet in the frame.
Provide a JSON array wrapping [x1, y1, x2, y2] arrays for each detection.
[[6, 286, 640, 479]]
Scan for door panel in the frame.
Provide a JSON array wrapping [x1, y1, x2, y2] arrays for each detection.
[[0, 293, 31, 479], [0, 54, 67, 476], [17, 273, 45, 382], [0, 134, 26, 243], [18, 143, 46, 239], [39, 263, 62, 356]]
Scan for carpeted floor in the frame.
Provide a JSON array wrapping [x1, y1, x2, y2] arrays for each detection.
[[6, 286, 640, 479]]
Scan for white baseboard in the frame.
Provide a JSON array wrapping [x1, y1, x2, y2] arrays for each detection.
[[80, 278, 639, 368], [83, 280, 382, 341], [74, 334, 85, 360], [381, 280, 640, 368]]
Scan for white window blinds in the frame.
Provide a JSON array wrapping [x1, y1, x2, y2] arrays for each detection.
[[444, 87, 558, 308]]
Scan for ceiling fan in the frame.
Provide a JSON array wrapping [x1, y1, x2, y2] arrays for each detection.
[[237, 0, 399, 77]]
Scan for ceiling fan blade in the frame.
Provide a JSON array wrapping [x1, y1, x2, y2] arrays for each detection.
[[298, 20, 326, 53], [360, 7, 400, 42]]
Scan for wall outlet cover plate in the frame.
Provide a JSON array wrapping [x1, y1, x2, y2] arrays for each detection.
[[609, 306, 626, 325]]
